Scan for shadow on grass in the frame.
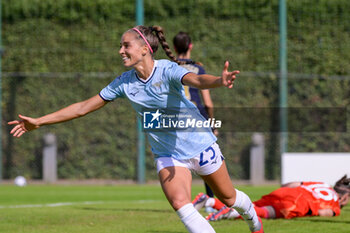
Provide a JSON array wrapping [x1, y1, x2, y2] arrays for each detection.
[[74, 207, 185, 233]]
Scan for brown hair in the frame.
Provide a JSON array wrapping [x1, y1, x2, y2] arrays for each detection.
[[173, 31, 191, 55], [334, 175, 350, 196], [127, 25, 191, 65]]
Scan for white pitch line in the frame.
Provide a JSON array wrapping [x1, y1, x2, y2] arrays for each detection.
[[0, 200, 159, 209], [0, 201, 108, 209]]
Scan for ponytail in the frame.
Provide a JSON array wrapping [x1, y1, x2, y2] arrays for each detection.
[[150, 26, 195, 66]]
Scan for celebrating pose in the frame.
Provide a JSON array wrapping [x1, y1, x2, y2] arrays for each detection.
[[9, 25, 263, 233]]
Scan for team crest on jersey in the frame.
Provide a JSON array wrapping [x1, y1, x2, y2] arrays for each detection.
[[152, 81, 163, 88]]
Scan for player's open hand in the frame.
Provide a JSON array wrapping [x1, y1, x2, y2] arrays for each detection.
[[221, 61, 240, 88], [8, 114, 40, 137]]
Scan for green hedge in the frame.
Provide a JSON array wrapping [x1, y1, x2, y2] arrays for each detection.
[[2, 0, 350, 180], [3, 0, 135, 23]]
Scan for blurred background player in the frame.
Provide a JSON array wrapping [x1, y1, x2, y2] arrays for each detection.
[[173, 32, 217, 212], [193, 175, 350, 221]]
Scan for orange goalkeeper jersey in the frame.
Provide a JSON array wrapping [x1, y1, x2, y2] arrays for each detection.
[[254, 182, 341, 219]]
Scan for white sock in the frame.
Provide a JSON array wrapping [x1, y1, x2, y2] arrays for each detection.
[[231, 189, 261, 232], [226, 208, 241, 219], [176, 203, 216, 233]]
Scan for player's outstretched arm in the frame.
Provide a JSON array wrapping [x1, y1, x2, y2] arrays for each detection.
[[182, 61, 239, 89], [8, 95, 108, 138]]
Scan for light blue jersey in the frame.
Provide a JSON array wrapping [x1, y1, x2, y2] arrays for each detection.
[[100, 59, 217, 160]]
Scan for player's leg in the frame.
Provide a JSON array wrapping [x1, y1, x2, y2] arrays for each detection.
[[205, 182, 215, 197], [204, 182, 216, 213], [201, 161, 263, 233], [158, 166, 192, 210], [254, 205, 276, 219], [157, 162, 215, 233]]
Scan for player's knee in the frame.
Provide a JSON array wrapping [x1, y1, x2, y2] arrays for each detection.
[[168, 195, 191, 211], [215, 192, 236, 207], [171, 200, 191, 211], [217, 189, 237, 206], [221, 197, 236, 207]]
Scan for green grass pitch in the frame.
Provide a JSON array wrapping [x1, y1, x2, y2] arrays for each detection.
[[0, 183, 349, 233]]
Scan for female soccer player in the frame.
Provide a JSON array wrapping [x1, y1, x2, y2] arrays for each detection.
[[193, 175, 350, 221], [8, 25, 263, 233]]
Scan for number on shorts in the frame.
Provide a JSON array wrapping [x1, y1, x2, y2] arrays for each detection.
[[199, 146, 216, 167]]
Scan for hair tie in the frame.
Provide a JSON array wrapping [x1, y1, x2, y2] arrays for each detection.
[[132, 27, 154, 54]]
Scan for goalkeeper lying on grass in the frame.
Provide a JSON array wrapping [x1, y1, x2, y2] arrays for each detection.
[[192, 175, 350, 221]]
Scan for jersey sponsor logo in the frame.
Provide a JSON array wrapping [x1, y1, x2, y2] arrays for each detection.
[[129, 88, 139, 96]]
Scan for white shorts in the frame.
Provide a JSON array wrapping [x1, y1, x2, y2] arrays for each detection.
[[155, 143, 224, 176]]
